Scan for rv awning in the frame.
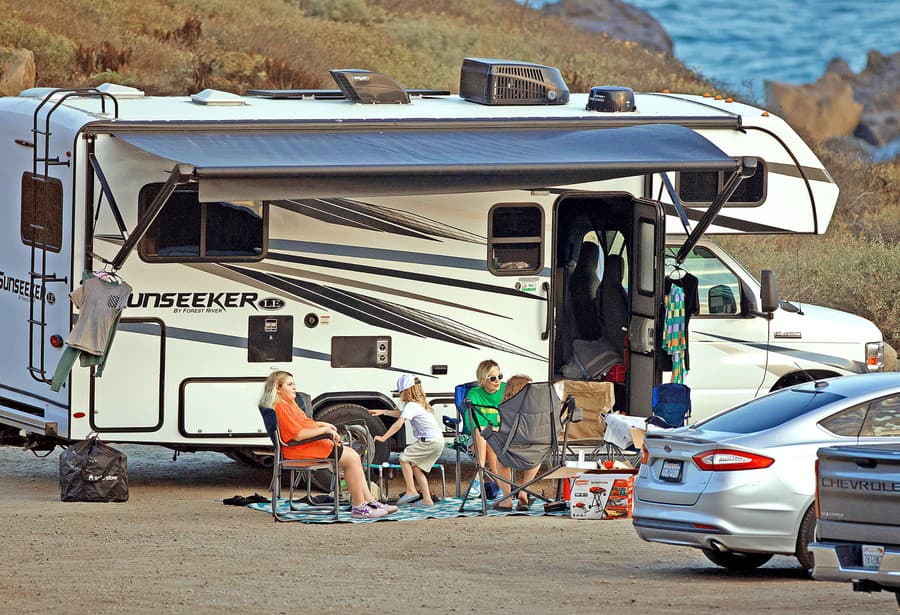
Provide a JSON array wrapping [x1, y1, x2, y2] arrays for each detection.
[[113, 123, 737, 201]]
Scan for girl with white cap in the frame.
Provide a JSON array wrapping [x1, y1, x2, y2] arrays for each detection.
[[370, 375, 444, 506]]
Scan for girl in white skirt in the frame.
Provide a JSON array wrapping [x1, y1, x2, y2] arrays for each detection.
[[371, 374, 445, 506]]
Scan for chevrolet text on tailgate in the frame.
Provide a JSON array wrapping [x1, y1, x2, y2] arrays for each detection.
[[810, 443, 900, 607]]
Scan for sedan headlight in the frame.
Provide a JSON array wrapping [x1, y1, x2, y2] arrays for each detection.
[[865, 341, 884, 372]]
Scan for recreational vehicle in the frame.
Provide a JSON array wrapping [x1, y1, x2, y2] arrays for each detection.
[[0, 59, 883, 467]]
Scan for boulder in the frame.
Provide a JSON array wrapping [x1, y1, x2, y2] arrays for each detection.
[[542, 0, 673, 54], [765, 72, 862, 142], [0, 48, 36, 96], [838, 51, 900, 148]]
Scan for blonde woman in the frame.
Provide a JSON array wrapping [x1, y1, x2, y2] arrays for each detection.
[[261, 370, 396, 519], [465, 359, 506, 499], [370, 374, 444, 506]]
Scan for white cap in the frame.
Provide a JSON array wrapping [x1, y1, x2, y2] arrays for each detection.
[[394, 374, 417, 392]]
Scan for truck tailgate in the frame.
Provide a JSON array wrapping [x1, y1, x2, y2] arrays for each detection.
[[817, 444, 900, 527]]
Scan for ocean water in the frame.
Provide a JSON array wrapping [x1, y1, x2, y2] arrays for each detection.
[[616, 0, 900, 101]]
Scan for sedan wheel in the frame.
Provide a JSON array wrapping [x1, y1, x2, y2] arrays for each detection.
[[795, 504, 816, 574], [701, 548, 773, 571]]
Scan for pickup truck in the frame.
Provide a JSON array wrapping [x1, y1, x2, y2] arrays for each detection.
[[810, 444, 900, 606]]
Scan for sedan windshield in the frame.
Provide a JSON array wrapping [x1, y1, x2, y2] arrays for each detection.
[[694, 388, 844, 433]]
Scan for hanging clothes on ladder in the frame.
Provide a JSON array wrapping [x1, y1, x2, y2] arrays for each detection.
[[51, 270, 132, 391], [663, 283, 687, 384]]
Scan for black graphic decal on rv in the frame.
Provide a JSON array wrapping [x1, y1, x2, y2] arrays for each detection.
[[271, 198, 484, 244], [224, 265, 545, 361]]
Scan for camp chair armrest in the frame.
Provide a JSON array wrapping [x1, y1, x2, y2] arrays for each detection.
[[283, 432, 333, 447]]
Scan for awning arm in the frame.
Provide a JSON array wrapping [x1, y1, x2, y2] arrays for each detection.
[[111, 163, 193, 269], [660, 172, 692, 235], [674, 156, 758, 265], [88, 153, 129, 241]]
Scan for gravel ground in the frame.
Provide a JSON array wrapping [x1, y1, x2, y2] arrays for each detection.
[[0, 444, 896, 614]]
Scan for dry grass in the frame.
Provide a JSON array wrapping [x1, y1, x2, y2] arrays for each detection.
[[0, 0, 893, 347]]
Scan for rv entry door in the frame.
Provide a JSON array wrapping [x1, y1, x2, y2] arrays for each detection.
[[628, 199, 665, 416]]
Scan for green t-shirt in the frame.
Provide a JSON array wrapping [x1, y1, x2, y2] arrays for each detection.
[[465, 383, 506, 429]]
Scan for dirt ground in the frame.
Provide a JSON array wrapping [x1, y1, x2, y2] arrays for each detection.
[[1, 444, 896, 614]]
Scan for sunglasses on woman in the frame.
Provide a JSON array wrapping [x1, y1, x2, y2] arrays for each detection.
[[488, 374, 503, 383]]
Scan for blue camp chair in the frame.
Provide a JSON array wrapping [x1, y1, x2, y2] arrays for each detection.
[[649, 383, 692, 428]]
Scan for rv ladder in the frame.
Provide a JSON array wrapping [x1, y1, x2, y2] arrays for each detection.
[[27, 89, 119, 384]]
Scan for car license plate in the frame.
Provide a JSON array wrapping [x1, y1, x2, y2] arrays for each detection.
[[862, 545, 884, 569], [659, 460, 683, 482]]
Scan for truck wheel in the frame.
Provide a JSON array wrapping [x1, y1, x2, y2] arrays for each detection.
[[308, 403, 390, 492], [701, 548, 773, 571], [795, 504, 816, 574]]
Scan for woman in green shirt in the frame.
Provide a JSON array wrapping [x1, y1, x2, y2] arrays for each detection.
[[465, 359, 506, 500]]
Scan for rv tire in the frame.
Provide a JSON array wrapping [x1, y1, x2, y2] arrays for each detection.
[[311, 403, 389, 492]]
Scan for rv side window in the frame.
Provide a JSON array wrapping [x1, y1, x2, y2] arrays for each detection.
[[487, 204, 543, 275], [138, 184, 267, 262], [666, 245, 741, 316], [676, 160, 767, 207], [21, 173, 63, 253]]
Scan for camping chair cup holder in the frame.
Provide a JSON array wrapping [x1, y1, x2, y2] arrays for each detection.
[[459, 382, 582, 515]]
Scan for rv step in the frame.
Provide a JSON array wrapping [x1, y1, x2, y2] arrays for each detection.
[[0, 405, 58, 437]]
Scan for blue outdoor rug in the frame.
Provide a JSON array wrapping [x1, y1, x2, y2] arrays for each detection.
[[248, 497, 568, 523]]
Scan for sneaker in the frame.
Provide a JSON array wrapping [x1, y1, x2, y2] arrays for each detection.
[[352, 505, 389, 519], [469, 477, 482, 498], [368, 500, 399, 513], [396, 493, 422, 506]]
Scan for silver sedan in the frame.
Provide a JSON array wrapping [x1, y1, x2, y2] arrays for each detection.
[[632, 372, 900, 572]]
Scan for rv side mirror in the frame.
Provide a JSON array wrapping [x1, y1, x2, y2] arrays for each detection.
[[759, 269, 780, 314]]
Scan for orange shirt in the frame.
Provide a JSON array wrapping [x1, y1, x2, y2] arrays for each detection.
[[274, 397, 335, 460]]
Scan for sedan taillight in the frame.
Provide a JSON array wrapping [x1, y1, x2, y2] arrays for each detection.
[[692, 448, 774, 471], [641, 444, 649, 465]]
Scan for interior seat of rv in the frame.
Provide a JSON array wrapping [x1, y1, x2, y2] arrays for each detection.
[[596, 253, 628, 356], [569, 241, 602, 340]]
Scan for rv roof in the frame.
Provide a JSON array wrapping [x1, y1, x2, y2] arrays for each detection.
[[15, 90, 767, 130]]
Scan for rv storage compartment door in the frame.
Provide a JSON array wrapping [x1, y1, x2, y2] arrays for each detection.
[[179, 377, 268, 439]]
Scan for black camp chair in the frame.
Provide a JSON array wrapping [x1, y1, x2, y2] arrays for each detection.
[[257, 392, 374, 522], [459, 382, 581, 515], [258, 405, 341, 521]]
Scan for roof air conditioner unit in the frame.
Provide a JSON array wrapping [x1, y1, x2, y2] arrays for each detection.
[[459, 58, 569, 106]]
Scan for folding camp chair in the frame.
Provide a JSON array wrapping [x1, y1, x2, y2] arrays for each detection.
[[459, 382, 582, 515], [258, 393, 374, 522], [561, 380, 641, 468], [650, 383, 692, 427]]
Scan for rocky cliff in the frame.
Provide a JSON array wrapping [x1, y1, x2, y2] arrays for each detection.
[[541, 0, 673, 54]]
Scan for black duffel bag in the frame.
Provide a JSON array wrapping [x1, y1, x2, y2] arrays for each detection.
[[59, 436, 128, 502]]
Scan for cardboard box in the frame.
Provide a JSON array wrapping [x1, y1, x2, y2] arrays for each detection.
[[570, 470, 636, 520]]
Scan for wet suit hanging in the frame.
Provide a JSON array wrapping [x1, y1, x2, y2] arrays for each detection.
[[51, 271, 132, 391]]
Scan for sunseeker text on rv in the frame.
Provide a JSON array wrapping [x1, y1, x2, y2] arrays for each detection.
[[0, 271, 43, 300], [127, 292, 260, 310]]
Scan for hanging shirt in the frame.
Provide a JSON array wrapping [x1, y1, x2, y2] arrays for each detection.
[[664, 284, 687, 384], [65, 277, 132, 355]]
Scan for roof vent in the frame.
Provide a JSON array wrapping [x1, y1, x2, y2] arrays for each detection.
[[96, 83, 145, 98], [329, 69, 410, 104], [460, 58, 569, 106], [586, 86, 636, 112], [190, 89, 247, 106]]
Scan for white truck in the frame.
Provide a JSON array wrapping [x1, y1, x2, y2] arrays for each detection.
[[0, 58, 883, 467]]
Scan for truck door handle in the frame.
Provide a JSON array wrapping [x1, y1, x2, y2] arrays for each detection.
[[852, 457, 877, 468], [540, 281, 550, 341]]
